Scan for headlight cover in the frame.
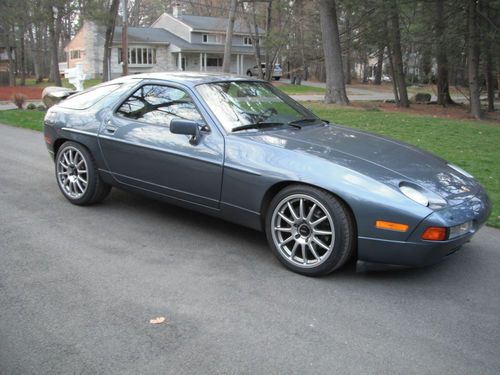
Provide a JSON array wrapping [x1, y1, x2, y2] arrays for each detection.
[[399, 182, 447, 210], [400, 184, 429, 206]]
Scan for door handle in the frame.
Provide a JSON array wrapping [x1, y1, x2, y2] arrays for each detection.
[[105, 123, 118, 134]]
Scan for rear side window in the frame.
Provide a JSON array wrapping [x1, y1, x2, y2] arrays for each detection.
[[59, 84, 121, 110]]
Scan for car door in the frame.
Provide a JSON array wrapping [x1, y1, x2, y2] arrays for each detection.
[[97, 82, 224, 209]]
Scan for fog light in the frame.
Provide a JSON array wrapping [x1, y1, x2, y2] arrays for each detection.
[[422, 226, 448, 241]]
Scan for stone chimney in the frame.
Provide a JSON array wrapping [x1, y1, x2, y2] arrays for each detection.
[[172, 2, 182, 18]]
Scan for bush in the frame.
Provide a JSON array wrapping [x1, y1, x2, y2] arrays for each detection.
[[37, 104, 46, 112], [12, 93, 27, 109], [26, 103, 37, 110]]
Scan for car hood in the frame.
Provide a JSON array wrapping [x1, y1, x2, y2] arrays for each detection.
[[244, 124, 478, 205]]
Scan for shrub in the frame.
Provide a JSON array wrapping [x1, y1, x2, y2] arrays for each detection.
[[37, 104, 46, 112], [12, 93, 27, 109], [27, 103, 37, 110]]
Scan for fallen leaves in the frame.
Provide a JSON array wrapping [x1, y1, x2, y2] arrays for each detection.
[[149, 316, 167, 324]]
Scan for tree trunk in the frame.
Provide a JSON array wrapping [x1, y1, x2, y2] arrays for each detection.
[[387, 43, 400, 105], [222, 0, 237, 73], [319, 0, 349, 105], [20, 25, 26, 86], [243, 1, 262, 78], [435, 0, 454, 106], [388, 4, 409, 107], [374, 45, 384, 85], [264, 0, 273, 81], [48, 6, 62, 86], [484, 43, 494, 112], [344, 12, 352, 85], [468, 0, 482, 119], [6, 30, 16, 86], [102, 0, 120, 82]]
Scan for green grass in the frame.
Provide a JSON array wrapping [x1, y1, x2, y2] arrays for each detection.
[[15, 78, 102, 90], [304, 103, 499, 228], [0, 105, 498, 228], [277, 84, 326, 95], [0, 109, 45, 131]]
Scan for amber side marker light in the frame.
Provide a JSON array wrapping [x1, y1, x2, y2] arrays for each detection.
[[421, 227, 448, 241], [375, 220, 409, 232], [44, 135, 52, 145]]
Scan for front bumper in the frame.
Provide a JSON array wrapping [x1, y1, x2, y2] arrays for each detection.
[[357, 188, 491, 267]]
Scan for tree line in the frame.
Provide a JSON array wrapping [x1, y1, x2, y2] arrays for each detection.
[[1, 0, 498, 119]]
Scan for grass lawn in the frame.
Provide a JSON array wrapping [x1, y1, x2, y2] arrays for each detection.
[[0, 109, 45, 131], [277, 84, 326, 95], [0, 106, 498, 228], [16, 78, 102, 90]]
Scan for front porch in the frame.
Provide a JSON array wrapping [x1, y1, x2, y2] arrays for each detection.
[[175, 52, 254, 75]]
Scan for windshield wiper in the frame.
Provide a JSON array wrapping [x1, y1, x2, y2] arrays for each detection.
[[232, 121, 299, 133]]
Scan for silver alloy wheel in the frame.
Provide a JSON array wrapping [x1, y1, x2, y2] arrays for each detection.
[[271, 194, 335, 268], [57, 146, 89, 199]]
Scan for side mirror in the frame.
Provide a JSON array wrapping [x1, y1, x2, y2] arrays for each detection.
[[170, 118, 201, 145]]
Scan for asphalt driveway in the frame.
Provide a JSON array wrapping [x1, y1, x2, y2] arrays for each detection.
[[1, 124, 499, 374]]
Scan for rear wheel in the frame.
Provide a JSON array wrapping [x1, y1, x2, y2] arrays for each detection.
[[55, 141, 110, 205], [265, 185, 355, 276]]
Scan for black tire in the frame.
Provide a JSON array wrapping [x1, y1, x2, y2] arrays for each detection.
[[265, 184, 355, 276], [246, 71, 252, 77], [274, 77, 281, 81], [55, 141, 111, 205]]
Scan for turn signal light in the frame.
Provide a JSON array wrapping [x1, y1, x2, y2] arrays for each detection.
[[422, 227, 447, 241], [375, 220, 409, 232]]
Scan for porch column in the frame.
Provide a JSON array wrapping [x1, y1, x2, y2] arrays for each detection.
[[199, 53, 203, 72], [204, 53, 207, 72], [240, 54, 244, 76], [235, 54, 239, 75], [178, 52, 182, 71]]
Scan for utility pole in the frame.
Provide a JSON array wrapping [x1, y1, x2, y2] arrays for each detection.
[[121, 0, 128, 76]]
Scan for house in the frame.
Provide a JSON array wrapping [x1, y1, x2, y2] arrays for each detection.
[[64, 5, 262, 79]]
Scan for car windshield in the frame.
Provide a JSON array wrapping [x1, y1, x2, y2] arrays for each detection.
[[196, 81, 319, 132]]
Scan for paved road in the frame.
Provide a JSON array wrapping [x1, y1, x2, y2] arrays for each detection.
[[281, 79, 470, 103], [1, 124, 499, 375]]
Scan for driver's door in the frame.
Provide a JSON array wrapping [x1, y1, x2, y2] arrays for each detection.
[[98, 83, 224, 208]]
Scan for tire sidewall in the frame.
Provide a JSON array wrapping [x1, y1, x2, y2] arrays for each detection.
[[265, 185, 353, 276]]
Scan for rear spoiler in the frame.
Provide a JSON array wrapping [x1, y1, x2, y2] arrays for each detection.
[[42, 86, 78, 108]]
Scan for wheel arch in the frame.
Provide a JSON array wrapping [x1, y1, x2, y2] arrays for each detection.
[[259, 181, 358, 241]]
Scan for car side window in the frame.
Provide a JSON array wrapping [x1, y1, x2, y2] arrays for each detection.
[[116, 84, 204, 126]]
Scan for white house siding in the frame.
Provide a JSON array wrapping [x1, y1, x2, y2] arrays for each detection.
[[151, 14, 191, 42]]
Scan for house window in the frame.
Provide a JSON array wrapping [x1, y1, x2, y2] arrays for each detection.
[[70, 50, 81, 59], [206, 58, 223, 67], [202, 34, 223, 44], [244, 37, 252, 45], [118, 47, 156, 65]]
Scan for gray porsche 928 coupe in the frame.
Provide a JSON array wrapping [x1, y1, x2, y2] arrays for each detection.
[[43, 73, 491, 276]]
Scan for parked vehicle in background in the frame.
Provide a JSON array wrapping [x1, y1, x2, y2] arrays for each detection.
[[368, 74, 392, 83], [246, 63, 282, 80]]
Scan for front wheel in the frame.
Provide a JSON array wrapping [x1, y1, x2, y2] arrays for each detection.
[[265, 185, 355, 276], [55, 141, 111, 205]]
